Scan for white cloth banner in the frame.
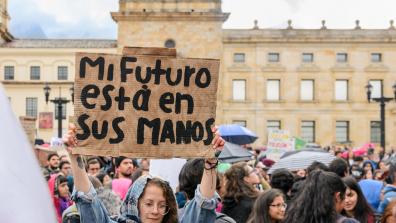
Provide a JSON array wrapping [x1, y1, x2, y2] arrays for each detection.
[[149, 158, 187, 191], [0, 84, 57, 223]]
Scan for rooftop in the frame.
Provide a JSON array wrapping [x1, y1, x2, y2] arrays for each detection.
[[0, 39, 117, 48]]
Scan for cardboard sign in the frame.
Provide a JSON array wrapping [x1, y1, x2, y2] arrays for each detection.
[[74, 49, 219, 158]]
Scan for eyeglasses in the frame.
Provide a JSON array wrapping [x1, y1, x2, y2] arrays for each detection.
[[141, 201, 169, 215], [270, 203, 287, 209]]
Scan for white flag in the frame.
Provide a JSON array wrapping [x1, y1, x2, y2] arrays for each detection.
[[0, 84, 57, 223]]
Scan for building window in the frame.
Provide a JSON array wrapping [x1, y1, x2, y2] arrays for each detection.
[[26, 97, 38, 117], [370, 121, 381, 144], [267, 120, 281, 133], [30, 66, 40, 80], [54, 101, 67, 120], [300, 80, 314, 101], [335, 80, 348, 101], [58, 66, 68, 80], [301, 121, 315, 143], [233, 120, 247, 127], [336, 53, 348, 63], [336, 121, 349, 143], [268, 53, 280, 62], [164, 39, 176, 48], [232, 79, 246, 100], [233, 53, 245, 63], [302, 53, 314, 63], [4, 66, 14, 80], [266, 79, 280, 101], [371, 53, 382, 63], [369, 80, 383, 99]]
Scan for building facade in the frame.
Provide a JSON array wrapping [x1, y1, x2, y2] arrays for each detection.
[[1, 0, 396, 148]]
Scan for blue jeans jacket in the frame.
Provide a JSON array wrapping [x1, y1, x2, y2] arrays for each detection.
[[73, 184, 219, 223]]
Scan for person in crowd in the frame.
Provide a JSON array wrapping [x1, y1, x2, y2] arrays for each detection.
[[270, 169, 294, 204], [86, 157, 102, 176], [44, 153, 60, 176], [131, 168, 150, 183], [306, 161, 329, 174], [362, 169, 374, 180], [342, 177, 375, 223], [246, 189, 286, 223], [350, 164, 363, 181], [140, 158, 150, 171], [283, 170, 359, 223], [295, 169, 306, 178], [63, 123, 225, 223], [374, 170, 385, 181], [329, 158, 349, 178], [111, 156, 135, 199], [363, 161, 375, 174], [59, 161, 72, 177], [60, 155, 70, 162], [377, 160, 396, 214], [222, 162, 260, 223], [378, 160, 387, 171], [381, 200, 396, 223], [353, 156, 364, 168], [96, 171, 113, 188], [177, 159, 236, 223], [48, 174, 74, 223]]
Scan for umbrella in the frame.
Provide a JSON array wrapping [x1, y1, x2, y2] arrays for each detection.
[[218, 124, 258, 145], [268, 150, 336, 174], [218, 142, 254, 163]]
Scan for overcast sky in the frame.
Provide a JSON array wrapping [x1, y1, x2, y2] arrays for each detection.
[[8, 0, 396, 39]]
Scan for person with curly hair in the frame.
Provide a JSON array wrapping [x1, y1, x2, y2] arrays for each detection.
[[221, 162, 260, 223]]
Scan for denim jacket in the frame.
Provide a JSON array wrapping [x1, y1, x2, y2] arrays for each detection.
[[72, 183, 219, 223]]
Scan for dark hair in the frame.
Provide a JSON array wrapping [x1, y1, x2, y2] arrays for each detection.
[[59, 160, 70, 170], [140, 178, 178, 223], [350, 164, 363, 180], [341, 177, 374, 223], [362, 161, 375, 173], [95, 171, 109, 185], [247, 189, 285, 223], [54, 175, 68, 196], [284, 170, 346, 223], [47, 153, 59, 161], [329, 158, 349, 177], [87, 157, 102, 167], [114, 156, 138, 168], [353, 156, 364, 162], [335, 151, 342, 156], [270, 169, 294, 196], [178, 159, 205, 200], [224, 162, 259, 202], [306, 161, 329, 174]]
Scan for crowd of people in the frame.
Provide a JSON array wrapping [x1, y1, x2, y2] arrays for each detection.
[[38, 125, 396, 223]]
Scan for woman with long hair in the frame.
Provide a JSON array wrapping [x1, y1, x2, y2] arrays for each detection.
[[246, 189, 286, 223], [342, 176, 375, 223], [63, 124, 225, 223], [48, 174, 74, 223], [283, 170, 359, 223], [221, 162, 260, 223]]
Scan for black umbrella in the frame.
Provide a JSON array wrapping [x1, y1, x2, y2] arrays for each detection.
[[219, 142, 253, 163]]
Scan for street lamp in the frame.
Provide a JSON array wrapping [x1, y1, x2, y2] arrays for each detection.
[[43, 83, 74, 137], [365, 82, 396, 150]]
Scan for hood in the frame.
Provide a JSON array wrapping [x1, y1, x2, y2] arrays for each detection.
[[119, 175, 152, 222]]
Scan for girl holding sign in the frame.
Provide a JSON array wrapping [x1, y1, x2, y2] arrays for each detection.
[[63, 123, 225, 223]]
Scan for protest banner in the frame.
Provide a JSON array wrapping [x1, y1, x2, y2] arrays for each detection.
[[0, 84, 57, 223], [266, 129, 294, 161], [73, 48, 219, 158]]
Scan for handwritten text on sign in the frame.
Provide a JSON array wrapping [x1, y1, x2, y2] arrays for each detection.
[[74, 52, 219, 158]]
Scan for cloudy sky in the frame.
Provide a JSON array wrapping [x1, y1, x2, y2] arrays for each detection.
[[8, 0, 396, 39]]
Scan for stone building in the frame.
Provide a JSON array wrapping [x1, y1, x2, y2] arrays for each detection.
[[1, 0, 396, 148]]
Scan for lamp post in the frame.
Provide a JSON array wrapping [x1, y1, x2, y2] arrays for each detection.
[[43, 83, 74, 137], [365, 82, 396, 150]]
